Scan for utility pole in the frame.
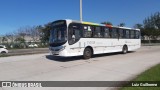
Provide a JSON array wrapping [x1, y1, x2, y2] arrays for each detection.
[[80, 0, 83, 22]]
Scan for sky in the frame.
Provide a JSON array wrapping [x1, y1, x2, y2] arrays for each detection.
[[0, 0, 160, 35]]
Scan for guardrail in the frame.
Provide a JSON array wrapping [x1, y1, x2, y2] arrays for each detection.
[[7, 48, 49, 56], [141, 43, 160, 46]]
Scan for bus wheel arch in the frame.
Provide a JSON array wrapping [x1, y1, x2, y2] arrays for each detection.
[[122, 45, 128, 54], [83, 46, 93, 59], [1, 51, 7, 54]]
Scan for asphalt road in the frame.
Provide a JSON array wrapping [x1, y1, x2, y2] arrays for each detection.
[[0, 46, 160, 90]]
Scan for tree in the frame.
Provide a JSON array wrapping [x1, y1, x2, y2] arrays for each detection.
[[134, 24, 143, 29], [143, 12, 160, 29], [25, 26, 42, 42], [17, 27, 27, 40], [119, 23, 125, 27], [15, 37, 25, 43], [5, 32, 15, 44], [2, 37, 8, 43], [14, 37, 26, 48], [39, 23, 51, 44], [143, 12, 160, 40]]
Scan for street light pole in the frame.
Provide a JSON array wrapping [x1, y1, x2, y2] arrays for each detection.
[[80, 0, 83, 22]]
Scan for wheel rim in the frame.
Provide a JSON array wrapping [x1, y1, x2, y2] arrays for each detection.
[[85, 50, 91, 57], [124, 49, 126, 53], [84, 48, 92, 59], [123, 47, 127, 53]]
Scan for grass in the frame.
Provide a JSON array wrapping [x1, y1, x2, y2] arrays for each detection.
[[120, 64, 160, 90]]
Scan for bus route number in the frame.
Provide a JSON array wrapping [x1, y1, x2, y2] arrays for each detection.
[[87, 41, 95, 44]]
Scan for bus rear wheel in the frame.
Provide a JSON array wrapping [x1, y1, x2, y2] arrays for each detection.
[[122, 45, 128, 54], [83, 48, 92, 59]]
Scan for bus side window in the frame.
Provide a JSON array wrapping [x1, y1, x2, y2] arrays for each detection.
[[130, 30, 135, 39], [93, 26, 102, 38], [135, 30, 140, 39], [134, 30, 136, 39], [104, 27, 110, 38], [123, 29, 126, 38], [83, 25, 93, 38], [125, 29, 130, 39], [119, 29, 124, 38], [111, 28, 118, 38], [68, 23, 81, 45]]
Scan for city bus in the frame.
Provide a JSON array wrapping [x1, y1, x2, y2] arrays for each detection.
[[49, 19, 141, 59]]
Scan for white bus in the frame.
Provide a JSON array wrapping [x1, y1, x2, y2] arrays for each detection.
[[49, 19, 141, 59]]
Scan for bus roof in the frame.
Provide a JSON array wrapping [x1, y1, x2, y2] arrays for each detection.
[[64, 19, 140, 31]]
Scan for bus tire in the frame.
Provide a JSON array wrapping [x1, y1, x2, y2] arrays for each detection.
[[122, 45, 128, 54], [83, 48, 92, 59]]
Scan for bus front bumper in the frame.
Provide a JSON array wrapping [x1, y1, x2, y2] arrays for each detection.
[[50, 49, 68, 56]]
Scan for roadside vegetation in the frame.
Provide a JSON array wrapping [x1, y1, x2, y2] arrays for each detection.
[[0, 54, 9, 57], [120, 64, 160, 90]]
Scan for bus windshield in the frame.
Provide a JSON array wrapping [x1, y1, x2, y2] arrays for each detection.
[[49, 20, 67, 47]]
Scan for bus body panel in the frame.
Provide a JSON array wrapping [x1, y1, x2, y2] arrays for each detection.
[[49, 19, 141, 57], [50, 38, 140, 57]]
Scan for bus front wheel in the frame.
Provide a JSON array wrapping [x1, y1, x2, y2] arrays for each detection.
[[83, 48, 92, 59]]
